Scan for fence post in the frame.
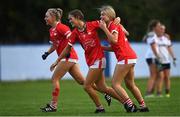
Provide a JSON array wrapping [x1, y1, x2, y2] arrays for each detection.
[[101, 40, 110, 78]]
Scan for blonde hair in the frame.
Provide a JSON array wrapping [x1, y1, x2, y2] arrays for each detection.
[[47, 8, 63, 21], [99, 5, 116, 20]]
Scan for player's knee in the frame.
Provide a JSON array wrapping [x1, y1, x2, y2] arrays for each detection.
[[125, 81, 135, 90], [112, 82, 119, 90]]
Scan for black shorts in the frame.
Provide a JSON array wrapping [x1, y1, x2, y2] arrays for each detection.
[[146, 58, 171, 71], [160, 63, 171, 70], [146, 58, 159, 65]]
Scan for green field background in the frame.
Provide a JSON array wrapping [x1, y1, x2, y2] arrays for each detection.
[[0, 77, 180, 116]]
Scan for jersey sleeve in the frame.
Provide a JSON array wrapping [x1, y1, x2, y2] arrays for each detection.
[[146, 35, 157, 45], [56, 24, 71, 39], [90, 20, 100, 29], [166, 38, 172, 46], [109, 23, 119, 34], [68, 29, 78, 46]]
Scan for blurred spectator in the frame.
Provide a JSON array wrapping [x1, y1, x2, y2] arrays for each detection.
[[143, 19, 161, 98], [155, 24, 176, 97]]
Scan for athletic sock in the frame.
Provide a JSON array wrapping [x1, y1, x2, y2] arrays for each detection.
[[139, 100, 146, 108], [50, 101, 57, 109], [96, 105, 104, 110], [123, 98, 133, 107], [51, 88, 60, 109]]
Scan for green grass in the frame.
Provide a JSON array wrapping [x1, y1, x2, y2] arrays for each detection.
[[0, 77, 180, 116]]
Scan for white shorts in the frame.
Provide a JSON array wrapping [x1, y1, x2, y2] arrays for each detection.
[[90, 58, 106, 68], [61, 58, 78, 64], [117, 59, 137, 65]]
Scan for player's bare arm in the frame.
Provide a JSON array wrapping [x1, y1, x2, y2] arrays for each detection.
[[99, 20, 118, 44], [151, 43, 160, 60]]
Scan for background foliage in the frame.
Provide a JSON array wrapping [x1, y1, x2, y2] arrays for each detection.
[[0, 0, 180, 44]]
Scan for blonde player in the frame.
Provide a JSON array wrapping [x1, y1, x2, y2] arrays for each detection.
[[98, 5, 149, 112]]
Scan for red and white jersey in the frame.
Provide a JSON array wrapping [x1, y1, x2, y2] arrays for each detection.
[[108, 22, 137, 62], [49, 22, 78, 60], [68, 21, 104, 66]]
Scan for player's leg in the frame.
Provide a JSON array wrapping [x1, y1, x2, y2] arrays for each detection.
[[112, 64, 137, 112], [87, 58, 113, 106], [69, 63, 112, 106], [124, 64, 149, 112], [94, 71, 113, 106], [51, 61, 75, 108], [68, 63, 103, 89], [145, 62, 158, 97], [95, 69, 124, 104], [164, 68, 170, 97], [69, 63, 84, 85], [156, 70, 164, 97], [41, 61, 74, 112], [83, 68, 105, 113]]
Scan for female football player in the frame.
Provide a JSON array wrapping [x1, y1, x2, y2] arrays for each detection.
[[40, 8, 111, 112], [98, 5, 149, 112], [50, 9, 124, 113]]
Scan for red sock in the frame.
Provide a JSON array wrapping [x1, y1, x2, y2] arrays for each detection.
[[52, 88, 60, 96], [51, 88, 60, 108]]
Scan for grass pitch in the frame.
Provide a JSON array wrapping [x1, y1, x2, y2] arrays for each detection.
[[0, 77, 180, 116]]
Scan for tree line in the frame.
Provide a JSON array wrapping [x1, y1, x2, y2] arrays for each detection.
[[0, 0, 179, 44]]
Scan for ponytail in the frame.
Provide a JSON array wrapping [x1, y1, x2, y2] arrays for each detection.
[[47, 8, 63, 21], [56, 8, 63, 19]]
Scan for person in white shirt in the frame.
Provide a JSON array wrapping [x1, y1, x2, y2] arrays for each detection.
[[144, 20, 162, 97], [156, 24, 176, 97]]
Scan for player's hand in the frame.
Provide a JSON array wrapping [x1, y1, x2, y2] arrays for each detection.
[[156, 57, 163, 71], [173, 58, 177, 67], [156, 55, 161, 63], [50, 60, 58, 72], [99, 20, 107, 30], [42, 52, 49, 60], [113, 17, 120, 25]]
